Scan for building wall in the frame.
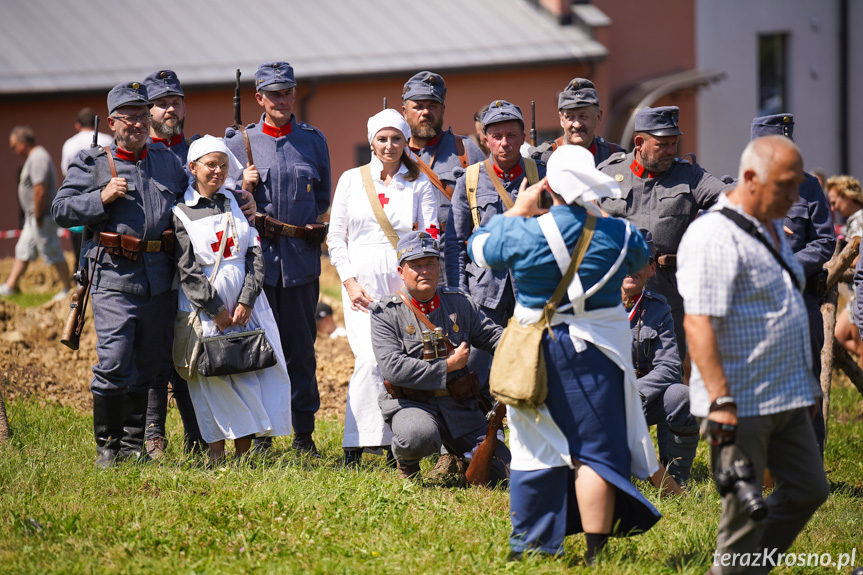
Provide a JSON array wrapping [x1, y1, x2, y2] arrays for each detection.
[[696, 0, 844, 178], [593, 0, 699, 153], [849, 0, 863, 180], [0, 62, 592, 256]]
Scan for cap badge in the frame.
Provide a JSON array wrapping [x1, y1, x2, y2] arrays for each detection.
[[406, 324, 416, 335], [494, 100, 502, 107], [132, 82, 140, 89], [428, 76, 435, 84], [273, 63, 280, 68], [160, 71, 167, 78], [782, 116, 790, 123], [614, 174, 624, 182]]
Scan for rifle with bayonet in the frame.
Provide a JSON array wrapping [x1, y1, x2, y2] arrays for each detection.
[[61, 116, 101, 350], [530, 100, 537, 147], [234, 69, 255, 179]]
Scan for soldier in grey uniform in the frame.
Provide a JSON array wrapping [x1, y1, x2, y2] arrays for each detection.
[[446, 100, 546, 390], [598, 106, 731, 358], [371, 231, 510, 484], [141, 69, 203, 458], [224, 61, 331, 456], [401, 71, 486, 286], [528, 78, 623, 166], [623, 230, 698, 485], [52, 82, 188, 467]]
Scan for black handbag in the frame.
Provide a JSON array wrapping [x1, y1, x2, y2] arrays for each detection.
[[197, 327, 277, 377]]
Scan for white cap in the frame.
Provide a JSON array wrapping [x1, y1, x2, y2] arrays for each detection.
[[367, 109, 411, 144], [546, 145, 622, 206], [187, 135, 243, 171]]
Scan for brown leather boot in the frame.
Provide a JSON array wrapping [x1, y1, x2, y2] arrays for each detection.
[[146, 436, 168, 460], [424, 453, 466, 488], [396, 460, 421, 480]]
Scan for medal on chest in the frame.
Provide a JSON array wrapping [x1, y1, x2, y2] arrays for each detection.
[[406, 324, 416, 335], [449, 312, 459, 333]]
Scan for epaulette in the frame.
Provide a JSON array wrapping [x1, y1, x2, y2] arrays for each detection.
[[602, 151, 627, 166], [298, 121, 324, 138], [440, 286, 467, 297], [676, 152, 696, 165], [642, 289, 669, 305], [383, 293, 403, 305]]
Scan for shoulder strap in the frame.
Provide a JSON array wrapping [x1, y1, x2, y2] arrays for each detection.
[[454, 134, 468, 169], [208, 198, 233, 284], [524, 158, 539, 185], [719, 207, 800, 289], [544, 213, 596, 317], [396, 291, 456, 352], [413, 151, 454, 200], [360, 164, 400, 251], [466, 162, 482, 231], [101, 147, 118, 178], [483, 158, 516, 211]]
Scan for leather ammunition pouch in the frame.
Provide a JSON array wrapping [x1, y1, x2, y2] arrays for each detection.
[[254, 213, 328, 245], [100, 230, 174, 262], [446, 372, 481, 403], [383, 371, 480, 404], [384, 380, 450, 402]]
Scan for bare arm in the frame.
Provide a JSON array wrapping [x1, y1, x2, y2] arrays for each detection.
[[32, 182, 48, 225]]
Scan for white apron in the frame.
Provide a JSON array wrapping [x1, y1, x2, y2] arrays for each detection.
[[173, 189, 292, 444], [507, 214, 658, 479]]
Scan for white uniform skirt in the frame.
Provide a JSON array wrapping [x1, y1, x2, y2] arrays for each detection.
[[341, 241, 402, 448]]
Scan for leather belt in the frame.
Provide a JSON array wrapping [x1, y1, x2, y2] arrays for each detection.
[[278, 222, 308, 238], [253, 213, 328, 245], [384, 380, 450, 402], [656, 253, 677, 268], [98, 231, 174, 262]]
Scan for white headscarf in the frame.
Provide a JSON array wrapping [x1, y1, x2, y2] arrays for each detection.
[[187, 135, 243, 170], [367, 109, 411, 144], [546, 145, 622, 208]]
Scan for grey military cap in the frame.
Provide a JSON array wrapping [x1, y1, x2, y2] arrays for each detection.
[[255, 61, 297, 92], [481, 100, 524, 128], [634, 106, 683, 137], [402, 71, 447, 103], [750, 113, 794, 140], [107, 82, 151, 115], [558, 78, 599, 110], [143, 69, 184, 100], [396, 231, 441, 266]]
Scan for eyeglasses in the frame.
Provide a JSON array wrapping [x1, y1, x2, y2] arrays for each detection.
[[196, 161, 229, 172], [111, 113, 152, 126]]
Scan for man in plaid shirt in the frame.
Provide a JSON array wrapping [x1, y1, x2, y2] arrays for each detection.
[[677, 135, 829, 575]]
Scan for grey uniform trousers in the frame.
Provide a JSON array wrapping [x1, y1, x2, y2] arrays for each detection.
[[708, 407, 829, 575]]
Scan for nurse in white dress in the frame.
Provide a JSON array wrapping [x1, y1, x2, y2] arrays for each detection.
[[174, 136, 292, 462], [327, 109, 438, 465]]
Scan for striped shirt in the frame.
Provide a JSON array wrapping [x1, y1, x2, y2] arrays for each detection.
[[677, 194, 819, 418]]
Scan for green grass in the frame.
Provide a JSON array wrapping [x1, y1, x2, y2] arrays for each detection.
[[0, 291, 55, 308], [1, 383, 861, 574]]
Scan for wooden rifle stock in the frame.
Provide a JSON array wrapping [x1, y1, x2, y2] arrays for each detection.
[[60, 280, 87, 350], [465, 401, 506, 487]]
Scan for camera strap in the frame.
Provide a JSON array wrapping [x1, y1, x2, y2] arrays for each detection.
[[719, 208, 801, 291]]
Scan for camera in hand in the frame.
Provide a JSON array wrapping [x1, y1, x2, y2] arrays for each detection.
[[714, 446, 767, 521], [538, 190, 553, 210]]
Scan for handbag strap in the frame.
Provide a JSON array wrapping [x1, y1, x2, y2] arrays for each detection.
[[719, 207, 801, 290], [396, 290, 456, 352], [208, 197, 232, 283], [543, 213, 596, 318], [360, 163, 400, 251]]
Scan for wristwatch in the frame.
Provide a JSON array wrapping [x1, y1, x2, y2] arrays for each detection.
[[709, 395, 737, 412]]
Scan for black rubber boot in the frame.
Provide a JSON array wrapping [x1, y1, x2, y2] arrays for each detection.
[[93, 393, 124, 469], [666, 428, 700, 486], [118, 388, 150, 462]]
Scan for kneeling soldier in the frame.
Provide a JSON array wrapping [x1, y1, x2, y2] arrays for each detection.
[[623, 230, 699, 485], [371, 231, 511, 485]]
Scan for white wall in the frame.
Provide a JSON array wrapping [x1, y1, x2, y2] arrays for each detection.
[[696, 0, 843, 179]]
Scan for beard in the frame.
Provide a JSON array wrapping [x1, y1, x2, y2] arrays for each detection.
[[640, 152, 673, 174], [152, 117, 184, 138], [410, 116, 443, 140]]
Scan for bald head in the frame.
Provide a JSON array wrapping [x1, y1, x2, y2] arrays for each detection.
[[734, 135, 805, 222]]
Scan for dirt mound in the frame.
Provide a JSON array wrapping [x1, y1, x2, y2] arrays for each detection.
[[0, 257, 354, 421]]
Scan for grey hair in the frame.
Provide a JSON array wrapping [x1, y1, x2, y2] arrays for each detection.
[[738, 135, 800, 182], [9, 125, 35, 146]]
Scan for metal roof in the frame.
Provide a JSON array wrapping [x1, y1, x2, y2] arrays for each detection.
[[0, 0, 607, 95]]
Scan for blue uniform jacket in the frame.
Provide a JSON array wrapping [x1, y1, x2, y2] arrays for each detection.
[[51, 143, 186, 296], [446, 158, 547, 307], [529, 136, 623, 166], [467, 204, 649, 310], [783, 173, 835, 279], [224, 114, 331, 288], [630, 290, 683, 402]]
